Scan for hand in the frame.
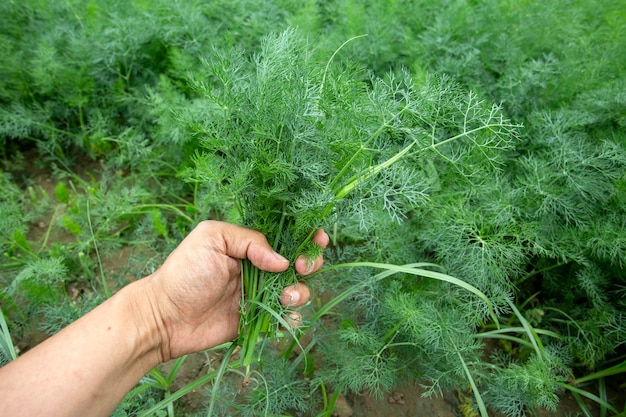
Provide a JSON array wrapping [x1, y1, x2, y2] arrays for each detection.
[[143, 221, 328, 362]]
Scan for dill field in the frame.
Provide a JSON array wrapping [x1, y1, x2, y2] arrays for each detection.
[[1, 1, 625, 416]]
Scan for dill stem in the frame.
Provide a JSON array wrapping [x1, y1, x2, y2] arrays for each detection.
[[328, 102, 410, 192], [333, 139, 417, 200], [239, 259, 274, 369], [299, 137, 418, 256], [515, 261, 568, 285], [320, 34, 368, 95], [86, 199, 110, 298]]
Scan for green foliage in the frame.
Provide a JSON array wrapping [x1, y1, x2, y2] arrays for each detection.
[[9, 257, 68, 304], [0, 306, 17, 366], [1, 0, 625, 416], [0, 172, 30, 256], [38, 294, 102, 336], [485, 348, 569, 416], [240, 353, 314, 416], [320, 321, 399, 397]]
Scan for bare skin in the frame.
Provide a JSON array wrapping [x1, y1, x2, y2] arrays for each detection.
[[0, 221, 328, 417]]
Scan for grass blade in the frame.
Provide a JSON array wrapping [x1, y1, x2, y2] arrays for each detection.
[[455, 348, 488, 417], [506, 298, 543, 358], [0, 307, 18, 362], [573, 359, 626, 385], [206, 342, 239, 417], [316, 262, 500, 326], [559, 382, 618, 414]]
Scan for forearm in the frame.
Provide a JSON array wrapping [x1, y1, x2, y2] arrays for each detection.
[[0, 278, 163, 417]]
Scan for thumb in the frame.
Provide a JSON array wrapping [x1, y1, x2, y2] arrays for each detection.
[[206, 221, 290, 272]]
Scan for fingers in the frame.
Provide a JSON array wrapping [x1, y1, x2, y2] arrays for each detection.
[[295, 229, 330, 276], [204, 221, 329, 275], [202, 221, 290, 273], [285, 311, 303, 327], [280, 284, 308, 329], [280, 282, 310, 307], [312, 228, 331, 248]]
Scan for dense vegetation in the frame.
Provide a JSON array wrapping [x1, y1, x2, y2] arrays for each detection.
[[1, 0, 625, 416]]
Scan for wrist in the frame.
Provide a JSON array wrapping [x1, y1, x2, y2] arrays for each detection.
[[119, 276, 170, 368]]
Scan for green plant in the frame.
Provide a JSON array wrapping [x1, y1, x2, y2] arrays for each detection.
[[1, 1, 625, 416], [171, 27, 519, 415], [0, 306, 18, 365]]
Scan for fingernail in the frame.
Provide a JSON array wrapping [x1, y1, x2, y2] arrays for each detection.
[[281, 288, 300, 306], [289, 290, 300, 304], [296, 256, 315, 274], [273, 251, 289, 263], [287, 312, 303, 327]]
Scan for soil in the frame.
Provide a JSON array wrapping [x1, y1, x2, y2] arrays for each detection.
[[347, 385, 459, 417]]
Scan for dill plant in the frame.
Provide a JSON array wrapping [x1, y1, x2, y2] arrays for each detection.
[[172, 28, 519, 414]]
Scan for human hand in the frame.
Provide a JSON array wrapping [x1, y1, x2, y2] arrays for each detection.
[[143, 221, 328, 362]]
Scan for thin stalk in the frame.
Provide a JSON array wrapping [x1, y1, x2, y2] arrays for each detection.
[[573, 359, 626, 385], [599, 377, 607, 417], [515, 261, 568, 286], [86, 200, 110, 298], [327, 102, 411, 194], [543, 307, 594, 348], [571, 392, 594, 417], [456, 349, 489, 417], [327, 145, 366, 191], [309, 263, 430, 322], [315, 383, 344, 417], [506, 298, 543, 358], [0, 307, 18, 361], [475, 334, 535, 349], [137, 352, 241, 417], [271, 203, 288, 251], [286, 336, 317, 373], [517, 291, 540, 311], [146, 368, 168, 388], [320, 34, 368, 96], [246, 298, 305, 357], [295, 137, 417, 258], [318, 383, 328, 417], [420, 121, 519, 153], [314, 262, 500, 326], [38, 205, 62, 252], [166, 356, 188, 387], [239, 260, 262, 370], [206, 343, 239, 417], [132, 204, 194, 223], [475, 327, 561, 349], [333, 139, 417, 200], [477, 326, 560, 338], [559, 382, 618, 414], [379, 317, 408, 346]]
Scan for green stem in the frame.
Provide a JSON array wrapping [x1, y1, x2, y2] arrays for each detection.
[[333, 139, 416, 201], [558, 382, 618, 414], [206, 343, 239, 417], [320, 34, 368, 96], [573, 359, 626, 385], [0, 307, 18, 361], [132, 204, 194, 224], [515, 261, 568, 286], [316, 261, 499, 326], [86, 199, 110, 298], [137, 350, 241, 417]]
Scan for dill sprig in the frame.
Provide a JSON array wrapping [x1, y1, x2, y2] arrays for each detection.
[[182, 29, 519, 379]]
